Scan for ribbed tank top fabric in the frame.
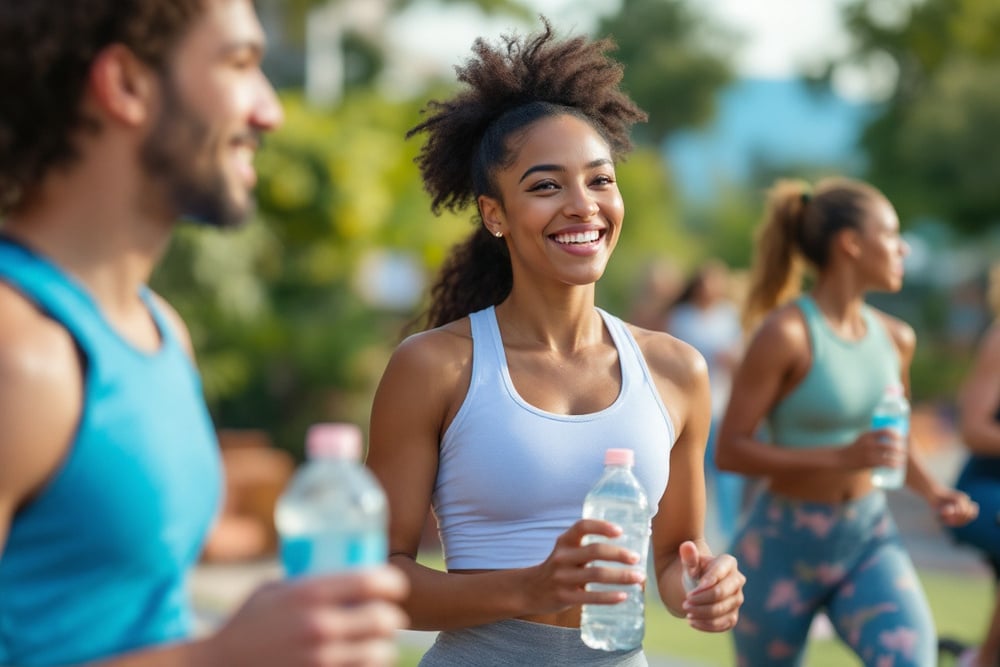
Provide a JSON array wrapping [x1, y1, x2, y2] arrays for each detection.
[[767, 294, 901, 449], [433, 306, 675, 570], [0, 237, 222, 666]]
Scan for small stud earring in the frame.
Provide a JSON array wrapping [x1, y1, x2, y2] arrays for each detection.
[[494, 230, 503, 238]]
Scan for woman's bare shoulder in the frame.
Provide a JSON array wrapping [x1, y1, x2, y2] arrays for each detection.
[[733, 302, 811, 368], [870, 307, 916, 356], [628, 324, 705, 384], [392, 318, 472, 365], [378, 318, 476, 401]]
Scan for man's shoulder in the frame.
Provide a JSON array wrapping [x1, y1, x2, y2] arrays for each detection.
[[0, 280, 81, 399], [0, 280, 77, 362], [0, 281, 82, 510]]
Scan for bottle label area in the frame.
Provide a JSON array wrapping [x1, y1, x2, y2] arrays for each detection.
[[871, 414, 909, 489], [871, 414, 909, 436], [281, 530, 387, 576]]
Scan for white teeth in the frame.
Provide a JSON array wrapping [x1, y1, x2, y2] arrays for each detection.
[[553, 230, 600, 244], [233, 145, 254, 164]]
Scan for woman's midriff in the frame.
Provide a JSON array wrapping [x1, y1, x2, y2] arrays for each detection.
[[518, 608, 582, 627], [766, 468, 881, 503], [450, 569, 583, 628]]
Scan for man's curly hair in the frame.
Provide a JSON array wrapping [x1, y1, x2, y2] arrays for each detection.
[[0, 0, 203, 215], [407, 17, 647, 329]]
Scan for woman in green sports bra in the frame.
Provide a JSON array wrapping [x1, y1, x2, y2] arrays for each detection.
[[715, 177, 979, 667]]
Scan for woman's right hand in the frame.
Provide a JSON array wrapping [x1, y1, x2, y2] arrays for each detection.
[[522, 519, 646, 615], [839, 428, 907, 471]]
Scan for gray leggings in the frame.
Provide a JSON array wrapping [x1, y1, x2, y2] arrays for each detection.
[[418, 618, 649, 667]]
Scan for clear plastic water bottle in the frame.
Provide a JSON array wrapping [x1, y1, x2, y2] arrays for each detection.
[[580, 448, 651, 651], [274, 423, 388, 576], [870, 384, 910, 489]]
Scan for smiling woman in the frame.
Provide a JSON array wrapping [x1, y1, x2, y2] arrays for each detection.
[[476, 111, 625, 296], [364, 16, 746, 667]]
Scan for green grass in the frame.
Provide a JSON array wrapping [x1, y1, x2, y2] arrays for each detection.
[[397, 554, 992, 666], [640, 568, 990, 666]]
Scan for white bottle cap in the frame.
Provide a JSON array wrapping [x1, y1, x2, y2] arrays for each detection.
[[605, 448, 635, 466], [306, 423, 362, 460]]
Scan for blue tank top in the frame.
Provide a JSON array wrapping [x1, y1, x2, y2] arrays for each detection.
[[768, 294, 901, 448], [433, 306, 675, 570], [0, 238, 222, 666]]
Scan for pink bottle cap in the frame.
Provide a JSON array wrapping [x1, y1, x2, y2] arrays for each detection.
[[605, 448, 634, 466], [306, 423, 362, 460]]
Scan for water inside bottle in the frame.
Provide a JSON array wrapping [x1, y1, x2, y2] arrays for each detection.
[[280, 527, 386, 577]]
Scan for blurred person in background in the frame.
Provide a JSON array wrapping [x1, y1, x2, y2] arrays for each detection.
[[0, 1, 406, 665], [366, 18, 744, 666], [947, 263, 1000, 667], [627, 258, 683, 331], [716, 177, 978, 666], [666, 259, 746, 547]]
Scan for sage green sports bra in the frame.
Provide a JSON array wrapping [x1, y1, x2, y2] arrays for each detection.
[[767, 294, 901, 449]]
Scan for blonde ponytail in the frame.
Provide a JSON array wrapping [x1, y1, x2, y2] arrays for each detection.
[[741, 180, 810, 332]]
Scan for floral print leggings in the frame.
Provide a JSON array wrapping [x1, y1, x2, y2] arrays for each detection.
[[730, 489, 936, 667]]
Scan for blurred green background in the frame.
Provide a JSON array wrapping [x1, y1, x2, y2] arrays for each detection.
[[148, 0, 1000, 456]]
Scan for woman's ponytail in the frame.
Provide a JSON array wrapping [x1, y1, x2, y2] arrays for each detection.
[[741, 180, 810, 332]]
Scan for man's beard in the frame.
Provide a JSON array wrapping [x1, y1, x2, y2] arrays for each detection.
[[140, 82, 254, 229]]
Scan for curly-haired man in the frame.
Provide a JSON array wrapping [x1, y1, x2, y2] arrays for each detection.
[[0, 2, 406, 665]]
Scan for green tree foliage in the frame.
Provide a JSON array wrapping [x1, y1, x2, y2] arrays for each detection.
[[271, 0, 531, 52], [681, 184, 761, 272], [596, 0, 736, 146], [827, 0, 1000, 234], [281, 0, 529, 20]]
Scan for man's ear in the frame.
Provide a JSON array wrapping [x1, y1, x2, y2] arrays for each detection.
[[478, 194, 504, 237], [87, 45, 157, 127]]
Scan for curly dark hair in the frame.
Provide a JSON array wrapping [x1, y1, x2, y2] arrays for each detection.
[[408, 17, 647, 329], [0, 0, 204, 214]]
